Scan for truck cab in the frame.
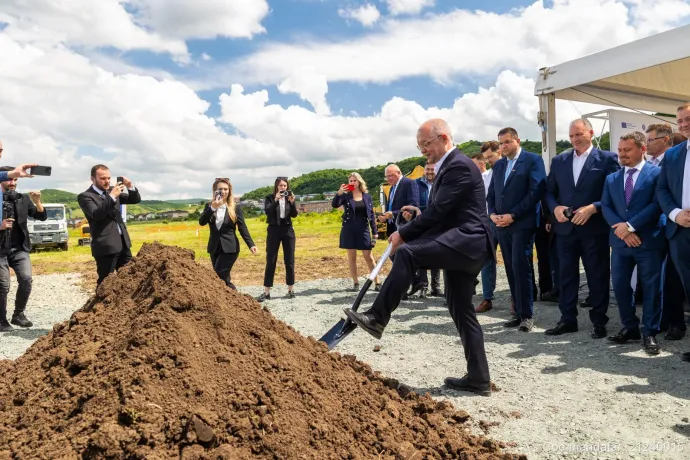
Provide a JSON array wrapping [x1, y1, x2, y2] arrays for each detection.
[[27, 203, 69, 251]]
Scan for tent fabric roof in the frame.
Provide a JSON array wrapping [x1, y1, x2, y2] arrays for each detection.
[[534, 24, 690, 115]]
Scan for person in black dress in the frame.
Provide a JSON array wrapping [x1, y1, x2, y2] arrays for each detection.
[[332, 172, 380, 291], [199, 178, 258, 289], [257, 177, 298, 302]]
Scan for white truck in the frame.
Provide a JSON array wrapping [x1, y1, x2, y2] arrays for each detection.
[[27, 203, 69, 251]]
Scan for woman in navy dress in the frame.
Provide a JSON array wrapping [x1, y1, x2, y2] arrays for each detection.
[[331, 172, 380, 291]]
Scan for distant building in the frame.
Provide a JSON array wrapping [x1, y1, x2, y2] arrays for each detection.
[[298, 200, 338, 214], [323, 191, 337, 200], [157, 210, 190, 219]]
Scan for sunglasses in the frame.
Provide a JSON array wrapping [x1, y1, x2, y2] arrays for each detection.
[[276, 176, 288, 181], [214, 177, 230, 182]]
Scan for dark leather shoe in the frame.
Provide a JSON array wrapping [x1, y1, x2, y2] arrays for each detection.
[[257, 293, 271, 302], [503, 318, 521, 328], [286, 291, 296, 299], [0, 320, 12, 332], [443, 375, 491, 396], [407, 283, 425, 297], [607, 328, 641, 344], [579, 297, 591, 308], [429, 288, 443, 297], [475, 299, 493, 313], [343, 309, 385, 340], [665, 327, 686, 341], [10, 313, 32, 328], [591, 325, 607, 339], [682, 352, 690, 362], [540, 289, 559, 303], [545, 321, 578, 336], [644, 336, 660, 355]]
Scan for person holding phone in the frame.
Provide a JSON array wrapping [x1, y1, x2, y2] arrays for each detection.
[[0, 140, 41, 221], [257, 177, 298, 302], [332, 172, 380, 291], [199, 178, 258, 290]]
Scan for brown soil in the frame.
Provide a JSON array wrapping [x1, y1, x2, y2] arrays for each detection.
[[0, 242, 523, 459]]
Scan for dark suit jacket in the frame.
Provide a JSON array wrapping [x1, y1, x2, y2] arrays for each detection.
[[545, 147, 620, 236], [487, 150, 546, 231], [601, 162, 664, 250], [264, 195, 298, 226], [386, 176, 419, 233], [656, 141, 689, 239], [77, 186, 141, 257], [331, 192, 377, 236], [5, 193, 47, 252], [399, 149, 495, 262], [199, 203, 254, 254], [415, 178, 432, 211]]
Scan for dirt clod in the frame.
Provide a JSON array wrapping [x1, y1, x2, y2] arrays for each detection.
[[0, 242, 519, 459]]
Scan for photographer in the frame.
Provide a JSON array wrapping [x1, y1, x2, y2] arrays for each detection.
[[332, 172, 380, 292], [199, 178, 258, 290], [0, 166, 46, 331], [258, 177, 298, 302], [77, 164, 141, 286], [0, 140, 40, 221]]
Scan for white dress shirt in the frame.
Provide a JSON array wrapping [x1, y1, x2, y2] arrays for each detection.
[[279, 197, 286, 219], [215, 204, 226, 229], [668, 140, 690, 223], [433, 146, 456, 174], [572, 144, 594, 185], [623, 159, 646, 192], [648, 152, 665, 166], [482, 169, 492, 212]]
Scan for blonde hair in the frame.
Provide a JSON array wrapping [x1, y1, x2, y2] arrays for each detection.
[[349, 172, 368, 193], [212, 178, 236, 222]]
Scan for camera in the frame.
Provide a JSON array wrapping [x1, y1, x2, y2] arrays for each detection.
[[563, 207, 574, 220], [280, 190, 293, 197]]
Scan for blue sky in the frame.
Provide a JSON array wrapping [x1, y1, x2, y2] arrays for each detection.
[[1, 0, 689, 198]]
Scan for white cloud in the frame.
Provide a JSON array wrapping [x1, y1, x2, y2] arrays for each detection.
[[338, 4, 381, 27], [277, 66, 331, 115], [201, 53, 212, 61], [229, 0, 688, 88], [384, 0, 435, 16]]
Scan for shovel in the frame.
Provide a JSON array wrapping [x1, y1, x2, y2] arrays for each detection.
[[319, 211, 413, 350]]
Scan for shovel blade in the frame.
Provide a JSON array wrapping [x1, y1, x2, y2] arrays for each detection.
[[319, 318, 358, 350]]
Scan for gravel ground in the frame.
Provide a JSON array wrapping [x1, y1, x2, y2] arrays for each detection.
[[241, 267, 690, 460], [0, 273, 90, 360], [3, 270, 690, 459]]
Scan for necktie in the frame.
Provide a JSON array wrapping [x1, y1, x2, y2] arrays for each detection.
[[624, 168, 637, 205], [504, 159, 514, 185], [387, 185, 396, 211]]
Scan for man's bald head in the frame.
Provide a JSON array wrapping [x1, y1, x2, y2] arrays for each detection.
[[384, 164, 402, 185], [416, 118, 454, 164]]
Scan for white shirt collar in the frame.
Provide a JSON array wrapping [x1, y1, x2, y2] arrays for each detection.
[[434, 146, 455, 173], [574, 144, 594, 157], [686, 139, 690, 151], [625, 159, 646, 173], [507, 147, 522, 163], [92, 184, 105, 195]]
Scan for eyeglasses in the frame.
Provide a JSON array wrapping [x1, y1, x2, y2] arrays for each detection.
[[416, 135, 441, 151], [646, 136, 666, 142], [276, 176, 288, 181]]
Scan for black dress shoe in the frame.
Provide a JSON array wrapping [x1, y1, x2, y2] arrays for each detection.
[[443, 376, 491, 397], [644, 336, 660, 355], [10, 313, 32, 328], [343, 309, 385, 340], [545, 321, 578, 335], [540, 289, 559, 303], [665, 327, 686, 341], [591, 325, 607, 339], [407, 283, 425, 297], [682, 352, 690, 362], [607, 328, 641, 344], [503, 318, 521, 328], [0, 320, 12, 332]]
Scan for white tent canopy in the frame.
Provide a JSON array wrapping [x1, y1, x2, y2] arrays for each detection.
[[534, 23, 690, 171]]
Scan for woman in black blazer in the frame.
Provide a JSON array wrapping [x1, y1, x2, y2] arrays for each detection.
[[257, 177, 298, 302], [199, 178, 257, 290], [332, 172, 380, 291]]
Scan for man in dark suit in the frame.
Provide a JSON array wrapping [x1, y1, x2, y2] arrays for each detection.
[[544, 118, 620, 338], [656, 102, 690, 361], [602, 132, 664, 354], [77, 164, 141, 286], [0, 168, 47, 331], [488, 127, 546, 332], [377, 164, 419, 237], [407, 163, 441, 298], [344, 118, 495, 396]]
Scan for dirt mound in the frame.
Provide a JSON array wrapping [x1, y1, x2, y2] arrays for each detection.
[[0, 242, 522, 459]]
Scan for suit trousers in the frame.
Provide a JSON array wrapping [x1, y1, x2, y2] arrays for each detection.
[[534, 222, 553, 294], [412, 268, 441, 290], [668, 228, 690, 310], [264, 225, 296, 287], [497, 229, 535, 319], [611, 247, 664, 336], [95, 235, 132, 285], [557, 233, 610, 326], [659, 253, 687, 331], [369, 238, 490, 383], [210, 246, 239, 290]]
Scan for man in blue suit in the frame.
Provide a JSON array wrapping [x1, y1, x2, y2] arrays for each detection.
[[656, 102, 690, 362], [377, 164, 419, 237], [602, 132, 664, 354], [544, 118, 620, 338], [487, 127, 546, 332]]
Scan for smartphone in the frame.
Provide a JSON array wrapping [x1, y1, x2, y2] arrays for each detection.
[[117, 176, 124, 184], [346, 184, 355, 192], [29, 166, 51, 176], [214, 190, 222, 200]]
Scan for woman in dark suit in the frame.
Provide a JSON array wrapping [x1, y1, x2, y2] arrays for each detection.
[[199, 178, 257, 290], [332, 172, 380, 291], [257, 177, 298, 302]]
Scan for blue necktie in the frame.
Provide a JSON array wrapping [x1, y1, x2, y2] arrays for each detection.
[[504, 159, 514, 185], [387, 185, 396, 211]]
